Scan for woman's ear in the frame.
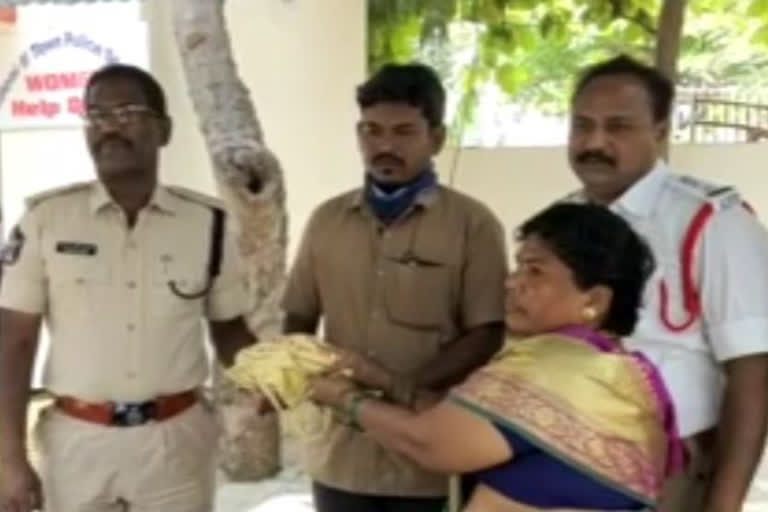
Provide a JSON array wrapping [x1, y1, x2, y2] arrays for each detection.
[[585, 285, 613, 326]]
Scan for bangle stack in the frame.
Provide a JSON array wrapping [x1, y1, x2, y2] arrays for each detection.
[[339, 391, 374, 430]]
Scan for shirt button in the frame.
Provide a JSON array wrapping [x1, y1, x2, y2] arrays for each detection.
[[126, 281, 136, 289], [75, 277, 85, 285], [376, 269, 384, 277], [127, 323, 135, 332], [125, 371, 136, 379], [127, 241, 137, 250]]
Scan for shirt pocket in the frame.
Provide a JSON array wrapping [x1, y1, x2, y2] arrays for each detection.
[[382, 255, 455, 330], [150, 254, 206, 318], [48, 254, 111, 314]]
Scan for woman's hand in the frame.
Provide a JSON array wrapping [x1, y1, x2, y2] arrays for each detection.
[[330, 347, 394, 391], [309, 375, 357, 408]]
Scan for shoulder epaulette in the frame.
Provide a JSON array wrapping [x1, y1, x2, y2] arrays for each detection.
[[669, 174, 741, 211], [166, 185, 225, 210], [25, 181, 93, 208]]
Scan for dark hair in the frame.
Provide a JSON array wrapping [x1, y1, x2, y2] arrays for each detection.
[[518, 202, 655, 336], [86, 64, 168, 117], [573, 55, 675, 122], [356, 63, 445, 128]]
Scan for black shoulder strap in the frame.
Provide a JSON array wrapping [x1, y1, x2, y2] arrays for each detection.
[[207, 207, 226, 282]]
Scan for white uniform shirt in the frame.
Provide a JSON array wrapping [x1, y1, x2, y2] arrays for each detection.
[[605, 162, 768, 436]]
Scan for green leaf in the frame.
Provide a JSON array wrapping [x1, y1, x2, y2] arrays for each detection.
[[748, 0, 768, 17], [752, 24, 768, 45], [538, 13, 557, 37], [496, 63, 529, 96], [623, 22, 651, 43], [420, 14, 449, 44], [368, 0, 768, 142], [513, 24, 539, 49], [515, 0, 539, 9], [479, 0, 505, 23]]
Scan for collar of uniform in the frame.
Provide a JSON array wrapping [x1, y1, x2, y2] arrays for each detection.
[[610, 160, 670, 218], [347, 185, 440, 211], [89, 182, 177, 215]]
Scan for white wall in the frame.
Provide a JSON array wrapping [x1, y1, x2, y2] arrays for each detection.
[[436, 143, 768, 240], [144, 0, 367, 256], [15, 2, 140, 30], [1, 129, 93, 237]]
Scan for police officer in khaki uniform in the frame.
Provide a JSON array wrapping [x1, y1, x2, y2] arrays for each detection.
[[567, 55, 768, 512], [282, 64, 507, 512], [0, 64, 256, 512]]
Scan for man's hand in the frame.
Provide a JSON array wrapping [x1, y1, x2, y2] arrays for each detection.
[[705, 354, 768, 512], [0, 457, 43, 512], [309, 375, 357, 408], [208, 316, 257, 368], [330, 348, 393, 391], [0, 309, 42, 512]]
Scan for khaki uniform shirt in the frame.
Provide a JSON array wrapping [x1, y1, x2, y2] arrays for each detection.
[[282, 185, 508, 496], [0, 181, 248, 403]]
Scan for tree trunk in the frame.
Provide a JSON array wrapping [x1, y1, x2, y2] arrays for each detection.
[[655, 0, 687, 157], [655, 0, 687, 81], [171, 0, 287, 481]]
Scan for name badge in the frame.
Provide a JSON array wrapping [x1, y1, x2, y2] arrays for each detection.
[[56, 241, 98, 256]]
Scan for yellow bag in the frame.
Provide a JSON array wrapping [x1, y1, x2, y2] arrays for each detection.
[[226, 334, 338, 439]]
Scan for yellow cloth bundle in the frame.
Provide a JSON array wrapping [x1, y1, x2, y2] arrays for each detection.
[[226, 334, 339, 439]]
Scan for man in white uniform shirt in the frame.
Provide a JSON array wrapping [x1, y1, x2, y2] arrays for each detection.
[[567, 55, 768, 512]]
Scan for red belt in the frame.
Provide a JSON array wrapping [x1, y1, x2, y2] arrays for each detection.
[[54, 390, 199, 427]]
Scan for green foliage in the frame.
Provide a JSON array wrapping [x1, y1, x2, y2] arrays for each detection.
[[368, 0, 768, 142]]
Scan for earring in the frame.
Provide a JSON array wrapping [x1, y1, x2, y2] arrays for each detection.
[[582, 307, 597, 321]]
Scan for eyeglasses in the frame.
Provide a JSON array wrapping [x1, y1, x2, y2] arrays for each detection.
[[83, 104, 160, 129]]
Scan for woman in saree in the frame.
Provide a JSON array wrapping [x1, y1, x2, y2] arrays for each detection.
[[309, 202, 685, 511]]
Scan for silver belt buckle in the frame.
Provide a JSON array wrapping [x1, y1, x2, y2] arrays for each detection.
[[112, 401, 155, 427]]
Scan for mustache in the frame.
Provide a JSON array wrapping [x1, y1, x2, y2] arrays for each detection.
[[576, 150, 615, 167], [372, 153, 405, 166], [96, 135, 133, 153]]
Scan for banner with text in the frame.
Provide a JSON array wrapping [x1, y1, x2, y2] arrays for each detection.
[[0, 23, 147, 129]]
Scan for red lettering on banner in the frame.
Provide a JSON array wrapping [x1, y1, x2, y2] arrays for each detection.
[[25, 71, 91, 92], [0, 8, 16, 25], [12, 99, 61, 118], [67, 96, 84, 116]]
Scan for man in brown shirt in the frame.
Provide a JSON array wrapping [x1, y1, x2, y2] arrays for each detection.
[[282, 63, 507, 512]]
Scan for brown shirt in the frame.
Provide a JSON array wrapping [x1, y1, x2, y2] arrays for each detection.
[[0, 181, 248, 402], [282, 184, 507, 496]]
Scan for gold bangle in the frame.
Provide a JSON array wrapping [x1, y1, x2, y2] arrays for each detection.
[[350, 394, 373, 428], [340, 392, 373, 430]]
